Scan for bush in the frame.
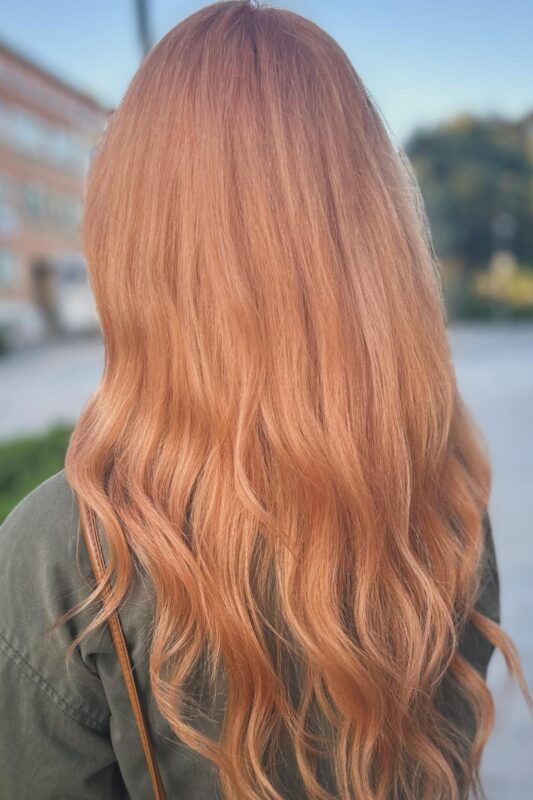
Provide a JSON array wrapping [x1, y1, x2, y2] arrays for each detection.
[[473, 259, 533, 317], [0, 423, 73, 523], [442, 257, 533, 321]]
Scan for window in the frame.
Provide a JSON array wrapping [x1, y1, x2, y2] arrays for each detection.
[[0, 170, 10, 205], [0, 249, 18, 288]]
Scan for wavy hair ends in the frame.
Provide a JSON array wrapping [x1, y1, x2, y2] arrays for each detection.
[[57, 2, 531, 798]]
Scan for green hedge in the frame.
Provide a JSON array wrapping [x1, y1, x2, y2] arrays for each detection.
[[0, 423, 73, 523]]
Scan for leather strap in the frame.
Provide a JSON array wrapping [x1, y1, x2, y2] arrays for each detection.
[[80, 516, 167, 800]]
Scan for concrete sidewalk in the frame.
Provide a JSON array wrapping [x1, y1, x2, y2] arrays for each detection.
[[448, 323, 533, 799]]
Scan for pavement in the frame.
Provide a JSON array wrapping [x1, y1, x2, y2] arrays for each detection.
[[448, 323, 533, 799], [1, 322, 532, 798]]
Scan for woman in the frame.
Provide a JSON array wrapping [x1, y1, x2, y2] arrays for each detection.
[[0, 2, 530, 798]]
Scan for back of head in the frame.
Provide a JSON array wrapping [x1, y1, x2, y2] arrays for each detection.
[[62, 2, 525, 798]]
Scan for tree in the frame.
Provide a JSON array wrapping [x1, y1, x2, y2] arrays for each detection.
[[405, 113, 533, 271]]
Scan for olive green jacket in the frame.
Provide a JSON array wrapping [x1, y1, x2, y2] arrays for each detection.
[[0, 469, 499, 799]]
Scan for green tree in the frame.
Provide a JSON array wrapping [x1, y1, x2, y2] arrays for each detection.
[[405, 113, 533, 271]]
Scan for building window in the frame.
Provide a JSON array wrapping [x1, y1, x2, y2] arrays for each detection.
[[0, 170, 10, 205], [20, 181, 81, 231], [22, 182, 45, 220], [0, 249, 18, 288]]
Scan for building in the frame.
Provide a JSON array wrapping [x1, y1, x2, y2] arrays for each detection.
[[0, 39, 110, 347]]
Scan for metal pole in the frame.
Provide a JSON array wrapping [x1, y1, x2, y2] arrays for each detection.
[[134, 0, 152, 57]]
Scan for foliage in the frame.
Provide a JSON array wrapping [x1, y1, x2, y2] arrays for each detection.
[[406, 113, 533, 271], [473, 257, 533, 310], [441, 256, 533, 320], [0, 423, 73, 523]]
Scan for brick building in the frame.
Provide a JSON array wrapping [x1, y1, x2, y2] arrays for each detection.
[[0, 40, 110, 346]]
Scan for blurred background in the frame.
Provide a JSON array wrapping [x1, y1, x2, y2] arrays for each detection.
[[0, 1, 531, 796]]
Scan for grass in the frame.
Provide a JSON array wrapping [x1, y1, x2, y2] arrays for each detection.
[[0, 423, 73, 523]]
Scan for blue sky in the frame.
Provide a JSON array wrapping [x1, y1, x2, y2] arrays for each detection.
[[1, 0, 531, 145]]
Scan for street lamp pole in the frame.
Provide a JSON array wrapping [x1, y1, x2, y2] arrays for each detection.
[[134, 0, 153, 57]]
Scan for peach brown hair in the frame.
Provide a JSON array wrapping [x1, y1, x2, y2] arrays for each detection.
[[58, 2, 531, 798]]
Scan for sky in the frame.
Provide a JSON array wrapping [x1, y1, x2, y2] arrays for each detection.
[[1, 0, 532, 145]]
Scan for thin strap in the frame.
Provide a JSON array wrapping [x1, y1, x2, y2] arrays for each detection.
[[80, 516, 167, 800]]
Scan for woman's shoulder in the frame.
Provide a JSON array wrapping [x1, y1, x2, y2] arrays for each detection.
[[0, 466, 153, 669], [0, 472, 120, 797], [0, 469, 113, 727], [0, 466, 88, 615], [0, 468, 78, 559], [0, 469, 89, 608]]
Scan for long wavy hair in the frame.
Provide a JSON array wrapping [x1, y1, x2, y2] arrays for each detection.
[[57, 2, 531, 798]]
